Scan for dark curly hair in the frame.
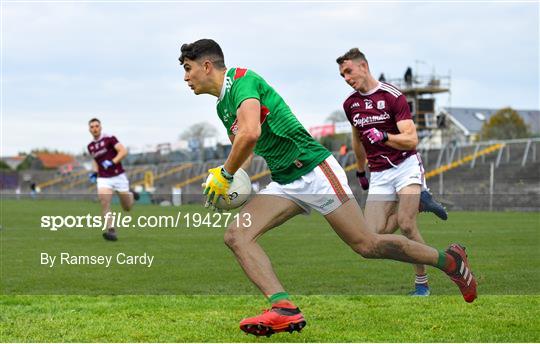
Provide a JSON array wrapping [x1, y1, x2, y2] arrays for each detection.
[[179, 39, 226, 69]]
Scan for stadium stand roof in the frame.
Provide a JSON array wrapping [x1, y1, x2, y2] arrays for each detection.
[[443, 107, 540, 134]]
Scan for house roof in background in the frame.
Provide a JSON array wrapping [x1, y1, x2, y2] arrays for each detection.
[[443, 107, 540, 134], [35, 153, 75, 169]]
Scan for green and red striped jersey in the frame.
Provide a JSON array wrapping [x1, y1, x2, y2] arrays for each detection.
[[216, 68, 330, 184]]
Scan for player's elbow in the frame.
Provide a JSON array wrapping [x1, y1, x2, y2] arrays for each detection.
[[117, 148, 128, 158], [403, 135, 418, 150], [248, 131, 260, 143], [407, 139, 418, 150], [411, 136, 419, 147], [239, 129, 260, 145]]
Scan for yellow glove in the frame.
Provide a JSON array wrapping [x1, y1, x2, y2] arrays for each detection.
[[203, 167, 233, 208]]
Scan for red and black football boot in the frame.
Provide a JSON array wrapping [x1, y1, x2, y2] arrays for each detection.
[[445, 244, 477, 303], [239, 301, 306, 337]]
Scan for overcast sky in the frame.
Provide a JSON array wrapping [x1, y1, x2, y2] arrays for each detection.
[[1, 1, 538, 156]]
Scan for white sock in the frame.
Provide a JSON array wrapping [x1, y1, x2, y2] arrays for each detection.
[[415, 274, 428, 285]]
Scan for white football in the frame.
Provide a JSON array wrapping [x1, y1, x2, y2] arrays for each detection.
[[206, 167, 252, 210]]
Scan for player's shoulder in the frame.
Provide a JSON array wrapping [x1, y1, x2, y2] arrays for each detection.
[[228, 67, 262, 89], [378, 82, 403, 98], [343, 90, 364, 115], [231, 67, 248, 80], [100, 133, 118, 143], [343, 90, 360, 105], [229, 67, 260, 81], [228, 68, 267, 96]]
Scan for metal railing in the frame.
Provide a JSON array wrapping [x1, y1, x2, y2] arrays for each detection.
[[418, 138, 540, 169], [9, 138, 539, 196]]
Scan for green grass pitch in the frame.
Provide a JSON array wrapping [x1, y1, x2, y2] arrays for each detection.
[[1, 199, 539, 342]]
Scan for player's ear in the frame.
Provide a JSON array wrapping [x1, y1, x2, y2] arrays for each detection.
[[203, 60, 212, 74], [362, 60, 369, 71]]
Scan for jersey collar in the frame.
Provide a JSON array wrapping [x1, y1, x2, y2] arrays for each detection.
[[218, 69, 228, 102], [358, 81, 381, 96], [92, 133, 107, 142]]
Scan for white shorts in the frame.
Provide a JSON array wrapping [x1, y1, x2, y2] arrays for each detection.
[[259, 156, 353, 215], [367, 154, 426, 202], [97, 173, 130, 193]]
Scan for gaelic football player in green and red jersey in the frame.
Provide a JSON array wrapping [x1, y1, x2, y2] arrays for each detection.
[[179, 39, 477, 337]]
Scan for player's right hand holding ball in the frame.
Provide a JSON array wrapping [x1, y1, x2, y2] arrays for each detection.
[[356, 171, 369, 190], [203, 166, 233, 209]]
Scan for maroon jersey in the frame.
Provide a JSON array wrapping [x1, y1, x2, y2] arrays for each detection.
[[87, 134, 125, 178], [343, 82, 417, 172]]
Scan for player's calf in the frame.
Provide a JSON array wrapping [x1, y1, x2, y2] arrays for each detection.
[[131, 189, 140, 201], [118, 191, 136, 212]]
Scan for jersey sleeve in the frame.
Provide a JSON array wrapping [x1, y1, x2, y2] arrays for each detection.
[[109, 136, 119, 145], [108, 136, 120, 150], [393, 95, 413, 122], [343, 99, 352, 125], [230, 75, 261, 110]]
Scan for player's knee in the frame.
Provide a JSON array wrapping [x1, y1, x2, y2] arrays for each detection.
[[351, 235, 380, 259], [223, 228, 239, 250], [99, 198, 110, 208], [375, 223, 391, 234], [223, 227, 250, 251], [397, 216, 416, 236], [399, 226, 416, 238], [366, 221, 382, 234]]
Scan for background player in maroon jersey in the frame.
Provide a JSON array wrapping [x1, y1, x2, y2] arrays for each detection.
[[338, 48, 447, 296], [87, 118, 137, 241]]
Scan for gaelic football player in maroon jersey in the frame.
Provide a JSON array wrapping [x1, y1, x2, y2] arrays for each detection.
[[338, 48, 467, 296], [87, 118, 137, 241]]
